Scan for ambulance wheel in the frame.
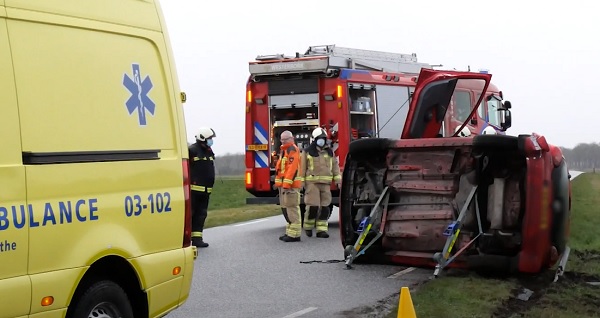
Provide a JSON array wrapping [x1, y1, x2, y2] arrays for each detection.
[[68, 280, 134, 318]]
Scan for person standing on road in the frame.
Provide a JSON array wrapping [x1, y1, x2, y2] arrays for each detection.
[[299, 127, 341, 238], [274, 130, 302, 242], [188, 127, 217, 248]]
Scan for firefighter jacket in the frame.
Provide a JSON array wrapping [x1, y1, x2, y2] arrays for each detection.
[[188, 142, 215, 193], [299, 143, 341, 185], [274, 142, 302, 189]]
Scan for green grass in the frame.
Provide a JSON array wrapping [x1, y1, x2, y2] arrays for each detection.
[[567, 173, 600, 275], [208, 177, 249, 211], [409, 276, 515, 318], [389, 173, 600, 318], [204, 177, 281, 228]]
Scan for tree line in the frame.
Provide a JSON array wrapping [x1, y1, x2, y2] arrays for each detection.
[[212, 142, 600, 176], [561, 142, 600, 172], [214, 153, 246, 176]]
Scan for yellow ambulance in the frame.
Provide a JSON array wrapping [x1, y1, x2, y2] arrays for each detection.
[[0, 1, 196, 317]]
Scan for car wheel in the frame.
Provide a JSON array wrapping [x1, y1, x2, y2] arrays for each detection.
[[472, 134, 519, 151], [348, 138, 392, 156]]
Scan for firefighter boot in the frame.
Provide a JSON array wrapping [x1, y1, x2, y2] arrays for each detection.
[[192, 237, 209, 248], [316, 231, 329, 238], [280, 235, 301, 242]]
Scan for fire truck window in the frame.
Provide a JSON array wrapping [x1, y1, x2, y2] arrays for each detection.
[[486, 99, 501, 127], [453, 91, 471, 122]]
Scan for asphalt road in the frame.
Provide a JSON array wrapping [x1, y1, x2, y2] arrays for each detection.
[[167, 209, 430, 318], [168, 170, 585, 318]]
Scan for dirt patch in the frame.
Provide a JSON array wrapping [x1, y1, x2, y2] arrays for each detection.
[[492, 270, 600, 318], [491, 270, 554, 317]]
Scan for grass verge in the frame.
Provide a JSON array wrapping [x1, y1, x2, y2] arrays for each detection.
[[389, 173, 600, 318], [204, 177, 281, 228]]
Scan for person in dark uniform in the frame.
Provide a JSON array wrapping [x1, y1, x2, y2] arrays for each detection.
[[188, 127, 216, 248]]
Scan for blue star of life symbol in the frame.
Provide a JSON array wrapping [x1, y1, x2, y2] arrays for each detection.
[[123, 64, 155, 126]]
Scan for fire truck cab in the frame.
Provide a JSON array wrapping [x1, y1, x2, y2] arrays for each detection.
[[244, 45, 509, 206]]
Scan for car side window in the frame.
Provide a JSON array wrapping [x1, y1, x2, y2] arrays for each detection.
[[452, 91, 471, 122]]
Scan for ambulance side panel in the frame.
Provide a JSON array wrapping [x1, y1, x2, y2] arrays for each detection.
[[4, 1, 191, 316], [0, 7, 30, 318]]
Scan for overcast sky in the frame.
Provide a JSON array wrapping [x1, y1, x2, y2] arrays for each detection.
[[160, 0, 599, 155]]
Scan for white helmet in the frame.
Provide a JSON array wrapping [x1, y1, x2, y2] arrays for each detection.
[[482, 126, 497, 135], [454, 126, 472, 137], [311, 127, 327, 140], [195, 127, 216, 141]]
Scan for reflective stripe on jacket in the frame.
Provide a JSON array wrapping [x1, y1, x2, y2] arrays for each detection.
[[299, 145, 341, 184]]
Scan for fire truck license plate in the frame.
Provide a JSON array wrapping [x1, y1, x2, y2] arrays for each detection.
[[247, 144, 268, 151]]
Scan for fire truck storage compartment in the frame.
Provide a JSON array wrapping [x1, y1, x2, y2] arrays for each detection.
[[271, 114, 319, 151], [268, 77, 320, 152], [349, 84, 376, 140]]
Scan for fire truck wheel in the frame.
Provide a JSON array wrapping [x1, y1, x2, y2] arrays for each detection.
[[472, 135, 519, 151], [348, 138, 393, 156]]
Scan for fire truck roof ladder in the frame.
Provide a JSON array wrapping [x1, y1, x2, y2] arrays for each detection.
[[250, 44, 432, 76]]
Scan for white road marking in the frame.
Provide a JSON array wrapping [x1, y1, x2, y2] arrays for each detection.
[[282, 307, 318, 318], [570, 171, 584, 180], [387, 267, 416, 279], [233, 219, 266, 227]]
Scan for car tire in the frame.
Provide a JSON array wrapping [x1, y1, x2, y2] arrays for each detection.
[[348, 138, 392, 156], [472, 134, 519, 151], [68, 280, 134, 318]]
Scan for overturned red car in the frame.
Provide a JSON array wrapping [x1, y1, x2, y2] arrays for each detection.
[[340, 69, 572, 279]]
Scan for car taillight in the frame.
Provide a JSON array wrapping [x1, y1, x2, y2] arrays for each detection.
[[182, 159, 192, 247]]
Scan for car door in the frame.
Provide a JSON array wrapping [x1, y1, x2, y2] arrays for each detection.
[[401, 68, 492, 139], [0, 8, 31, 317]]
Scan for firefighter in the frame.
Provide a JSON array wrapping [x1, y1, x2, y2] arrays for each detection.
[[188, 127, 217, 248], [274, 130, 303, 242], [299, 127, 341, 238]]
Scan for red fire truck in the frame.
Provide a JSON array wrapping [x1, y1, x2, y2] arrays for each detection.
[[244, 45, 509, 206]]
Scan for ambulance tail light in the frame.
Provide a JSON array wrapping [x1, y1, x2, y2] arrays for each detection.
[[182, 159, 192, 247]]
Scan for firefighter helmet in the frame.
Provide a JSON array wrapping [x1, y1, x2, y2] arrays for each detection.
[[311, 127, 327, 140], [195, 127, 216, 141], [454, 126, 472, 137], [482, 126, 497, 135]]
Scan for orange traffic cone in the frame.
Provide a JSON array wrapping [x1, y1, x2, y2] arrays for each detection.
[[397, 286, 417, 318]]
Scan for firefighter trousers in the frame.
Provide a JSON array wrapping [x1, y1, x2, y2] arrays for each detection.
[[191, 191, 210, 238], [279, 188, 301, 238], [303, 182, 332, 233]]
